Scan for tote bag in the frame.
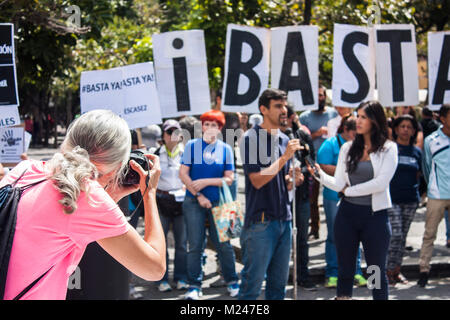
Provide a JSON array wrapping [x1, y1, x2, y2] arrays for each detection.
[[211, 180, 244, 242]]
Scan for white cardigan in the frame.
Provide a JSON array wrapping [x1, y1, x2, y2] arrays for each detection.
[[318, 140, 398, 212]]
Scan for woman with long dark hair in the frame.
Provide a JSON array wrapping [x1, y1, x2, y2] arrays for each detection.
[[309, 101, 398, 300]]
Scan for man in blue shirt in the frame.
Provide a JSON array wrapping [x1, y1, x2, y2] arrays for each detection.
[[418, 104, 450, 287], [238, 88, 303, 300]]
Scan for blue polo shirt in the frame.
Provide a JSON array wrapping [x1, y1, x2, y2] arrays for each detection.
[[239, 125, 292, 227], [317, 134, 346, 201], [181, 138, 234, 202]]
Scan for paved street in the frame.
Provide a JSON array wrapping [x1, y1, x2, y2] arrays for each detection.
[[25, 146, 450, 300]]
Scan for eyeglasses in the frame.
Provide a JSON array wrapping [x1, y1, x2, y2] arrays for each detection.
[[165, 128, 175, 135]]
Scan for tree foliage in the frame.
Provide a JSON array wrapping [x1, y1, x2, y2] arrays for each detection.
[[0, 0, 448, 145]]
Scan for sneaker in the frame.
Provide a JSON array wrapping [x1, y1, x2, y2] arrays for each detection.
[[298, 279, 317, 291], [395, 272, 408, 285], [354, 274, 367, 287], [185, 288, 202, 300], [227, 283, 240, 298], [158, 281, 172, 292], [417, 272, 429, 288], [325, 277, 338, 288], [176, 280, 189, 290]]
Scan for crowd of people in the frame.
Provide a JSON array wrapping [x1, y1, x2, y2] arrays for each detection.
[[1, 87, 450, 301]]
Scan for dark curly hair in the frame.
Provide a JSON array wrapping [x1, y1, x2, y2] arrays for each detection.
[[347, 101, 388, 174], [392, 114, 419, 146]]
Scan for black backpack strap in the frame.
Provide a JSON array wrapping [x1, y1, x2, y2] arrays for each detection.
[[11, 168, 28, 187], [8, 167, 47, 192], [12, 267, 53, 300], [20, 179, 47, 192]]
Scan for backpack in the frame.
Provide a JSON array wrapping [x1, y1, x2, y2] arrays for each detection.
[[0, 169, 47, 300]]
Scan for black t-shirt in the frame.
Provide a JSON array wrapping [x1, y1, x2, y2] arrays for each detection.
[[240, 125, 292, 227]]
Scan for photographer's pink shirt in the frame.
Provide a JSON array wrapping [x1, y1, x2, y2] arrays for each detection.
[[1, 160, 130, 300]]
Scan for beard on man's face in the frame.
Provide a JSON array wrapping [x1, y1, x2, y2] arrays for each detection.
[[318, 99, 326, 111], [279, 114, 288, 127]]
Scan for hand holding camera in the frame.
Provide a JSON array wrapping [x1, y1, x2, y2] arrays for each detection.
[[128, 152, 161, 197]]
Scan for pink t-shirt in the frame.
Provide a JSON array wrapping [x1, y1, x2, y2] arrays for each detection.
[[1, 160, 130, 300]]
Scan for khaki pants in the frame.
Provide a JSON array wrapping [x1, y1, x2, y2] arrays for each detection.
[[419, 198, 450, 273]]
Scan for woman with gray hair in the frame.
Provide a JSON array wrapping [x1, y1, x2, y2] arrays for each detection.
[[1, 109, 166, 300]]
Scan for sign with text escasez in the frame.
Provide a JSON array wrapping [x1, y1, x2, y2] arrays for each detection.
[[80, 62, 162, 129], [0, 23, 20, 128]]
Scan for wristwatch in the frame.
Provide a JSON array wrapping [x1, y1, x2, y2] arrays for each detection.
[[195, 192, 202, 198]]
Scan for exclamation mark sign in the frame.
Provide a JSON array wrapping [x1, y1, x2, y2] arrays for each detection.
[[172, 38, 190, 112]]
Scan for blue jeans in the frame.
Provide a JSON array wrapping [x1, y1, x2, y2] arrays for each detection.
[[159, 213, 187, 283], [323, 198, 363, 278], [295, 199, 311, 282], [230, 175, 238, 201], [239, 220, 292, 300], [182, 196, 238, 289]]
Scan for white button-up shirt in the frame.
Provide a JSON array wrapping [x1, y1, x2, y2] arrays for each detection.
[[157, 144, 184, 192]]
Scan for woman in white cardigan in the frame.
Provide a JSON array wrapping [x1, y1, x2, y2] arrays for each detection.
[[309, 101, 397, 300]]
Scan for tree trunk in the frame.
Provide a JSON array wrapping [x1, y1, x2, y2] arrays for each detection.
[[53, 102, 59, 148], [66, 90, 73, 127]]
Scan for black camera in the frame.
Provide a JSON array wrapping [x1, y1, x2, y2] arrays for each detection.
[[122, 150, 150, 185], [297, 139, 320, 179]]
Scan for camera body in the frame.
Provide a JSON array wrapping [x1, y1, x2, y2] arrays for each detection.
[[122, 150, 149, 185], [295, 136, 320, 179]]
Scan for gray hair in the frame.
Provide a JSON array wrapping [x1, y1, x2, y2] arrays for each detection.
[[46, 110, 131, 214]]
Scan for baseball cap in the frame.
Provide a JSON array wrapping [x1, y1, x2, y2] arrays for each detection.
[[163, 119, 181, 132]]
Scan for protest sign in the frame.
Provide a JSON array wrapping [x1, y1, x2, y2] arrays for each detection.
[[222, 24, 270, 113], [0, 23, 20, 127], [428, 31, 450, 111], [80, 62, 162, 129], [0, 125, 24, 166], [153, 30, 211, 118], [332, 24, 376, 108], [375, 24, 419, 107], [271, 25, 319, 111]]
